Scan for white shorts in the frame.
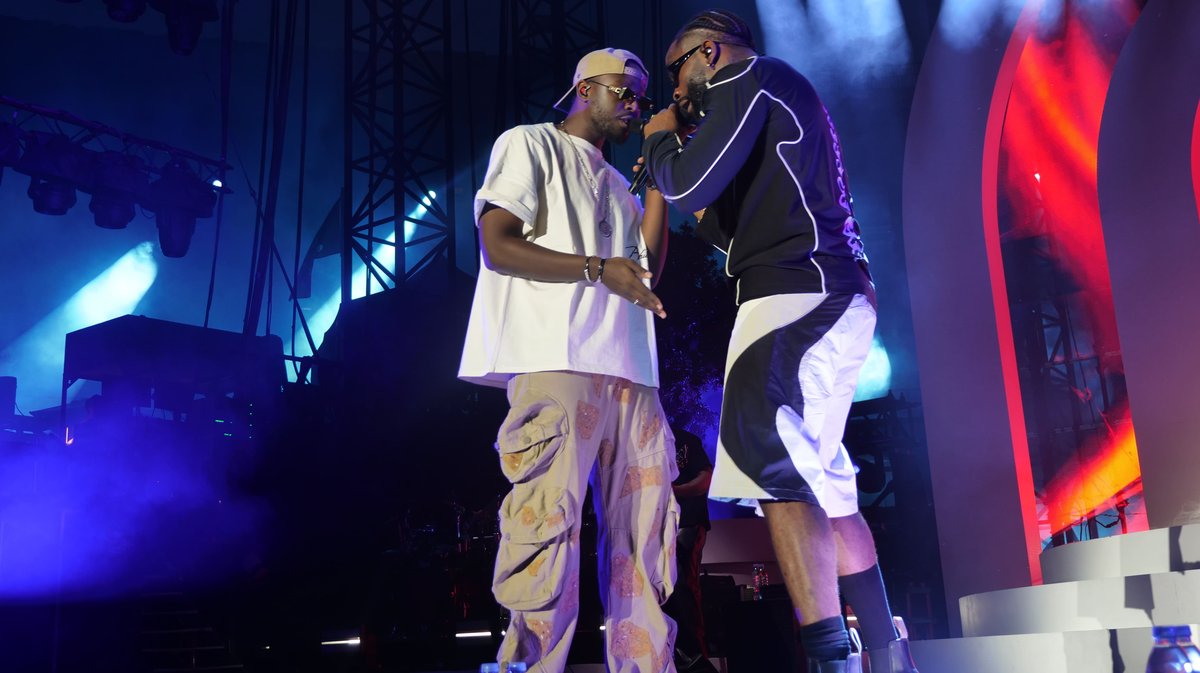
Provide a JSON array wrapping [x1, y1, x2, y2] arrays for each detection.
[[708, 293, 876, 518]]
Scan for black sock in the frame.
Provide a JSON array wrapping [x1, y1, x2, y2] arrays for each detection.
[[838, 564, 899, 651], [799, 615, 850, 662]]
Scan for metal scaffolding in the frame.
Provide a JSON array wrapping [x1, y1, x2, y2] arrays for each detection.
[[504, 0, 607, 125], [342, 0, 620, 300], [1005, 232, 1131, 546], [343, 0, 457, 301]]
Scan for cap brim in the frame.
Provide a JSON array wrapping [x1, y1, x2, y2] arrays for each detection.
[[552, 85, 575, 113]]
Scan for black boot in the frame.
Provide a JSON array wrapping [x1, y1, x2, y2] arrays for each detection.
[[807, 659, 849, 673], [866, 638, 919, 673]]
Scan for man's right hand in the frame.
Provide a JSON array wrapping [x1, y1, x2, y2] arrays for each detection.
[[643, 104, 683, 138], [601, 257, 666, 318]]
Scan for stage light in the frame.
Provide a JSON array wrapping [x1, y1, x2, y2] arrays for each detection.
[[404, 190, 437, 243], [89, 194, 135, 229], [147, 159, 217, 258], [104, 0, 147, 22], [0, 243, 157, 411], [87, 152, 148, 230], [157, 211, 193, 257], [17, 133, 86, 216], [211, 178, 222, 188], [320, 637, 361, 646], [27, 176, 76, 216], [148, 0, 219, 56], [287, 191, 440, 379], [757, 0, 910, 85], [853, 336, 893, 401], [71, 242, 159, 325]]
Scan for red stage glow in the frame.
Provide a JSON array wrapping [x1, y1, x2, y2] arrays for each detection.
[[991, 0, 1147, 542], [983, 2, 1044, 584], [1000, 4, 1129, 370], [1193, 101, 1200, 225], [1042, 415, 1141, 534]]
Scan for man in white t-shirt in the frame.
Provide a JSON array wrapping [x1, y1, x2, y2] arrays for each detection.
[[459, 48, 680, 673]]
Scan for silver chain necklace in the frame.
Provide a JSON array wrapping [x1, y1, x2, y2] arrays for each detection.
[[557, 122, 614, 237]]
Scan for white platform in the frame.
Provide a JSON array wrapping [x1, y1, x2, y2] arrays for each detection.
[[910, 627, 1156, 673], [960, 568, 1200, 637], [1041, 524, 1200, 583], [911, 525, 1200, 672]]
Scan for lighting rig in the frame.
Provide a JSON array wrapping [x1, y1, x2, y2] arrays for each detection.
[[0, 95, 227, 258]]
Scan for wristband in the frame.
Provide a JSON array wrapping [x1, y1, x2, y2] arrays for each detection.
[[596, 257, 607, 283]]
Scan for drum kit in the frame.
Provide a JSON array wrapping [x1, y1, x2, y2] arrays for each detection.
[[394, 496, 504, 621], [396, 492, 600, 621]]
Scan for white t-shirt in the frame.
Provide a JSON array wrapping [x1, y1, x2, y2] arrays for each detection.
[[459, 122, 659, 389]]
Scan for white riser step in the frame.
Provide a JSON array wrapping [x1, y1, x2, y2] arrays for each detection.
[[1042, 524, 1200, 584], [910, 627, 1160, 673], [961, 569, 1200, 637]]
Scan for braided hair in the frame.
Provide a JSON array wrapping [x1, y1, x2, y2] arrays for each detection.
[[672, 9, 758, 51]]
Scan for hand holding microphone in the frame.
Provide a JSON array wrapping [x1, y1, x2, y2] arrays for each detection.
[[629, 156, 653, 194], [643, 101, 688, 137], [630, 103, 693, 194]]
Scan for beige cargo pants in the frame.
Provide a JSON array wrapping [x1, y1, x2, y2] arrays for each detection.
[[492, 371, 680, 673]]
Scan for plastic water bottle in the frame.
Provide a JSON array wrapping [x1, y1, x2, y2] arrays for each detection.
[[1174, 626, 1200, 671], [1146, 625, 1192, 672], [480, 664, 527, 673]]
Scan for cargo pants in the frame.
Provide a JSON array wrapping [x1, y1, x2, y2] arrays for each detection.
[[492, 371, 680, 673]]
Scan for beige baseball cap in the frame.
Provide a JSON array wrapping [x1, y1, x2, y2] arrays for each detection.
[[553, 47, 649, 113]]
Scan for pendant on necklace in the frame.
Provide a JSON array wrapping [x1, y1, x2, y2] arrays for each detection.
[[598, 218, 612, 237]]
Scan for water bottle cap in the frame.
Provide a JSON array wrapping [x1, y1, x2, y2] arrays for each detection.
[[1152, 625, 1190, 639]]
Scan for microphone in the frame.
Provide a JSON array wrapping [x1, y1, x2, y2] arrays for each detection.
[[629, 106, 692, 194], [629, 161, 651, 194], [628, 117, 651, 194]]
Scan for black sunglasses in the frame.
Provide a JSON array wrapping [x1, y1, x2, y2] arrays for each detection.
[[584, 79, 655, 111], [666, 44, 703, 85]]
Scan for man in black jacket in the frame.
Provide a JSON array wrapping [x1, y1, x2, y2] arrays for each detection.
[[642, 9, 917, 673]]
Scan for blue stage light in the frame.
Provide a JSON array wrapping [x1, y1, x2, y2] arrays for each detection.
[[286, 192, 438, 376], [756, 0, 910, 85], [0, 243, 158, 411], [404, 190, 436, 243], [70, 242, 158, 325], [854, 336, 893, 402]]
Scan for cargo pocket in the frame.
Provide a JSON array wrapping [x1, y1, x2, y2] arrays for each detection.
[[648, 495, 681, 605], [496, 389, 570, 484], [492, 485, 577, 612]]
